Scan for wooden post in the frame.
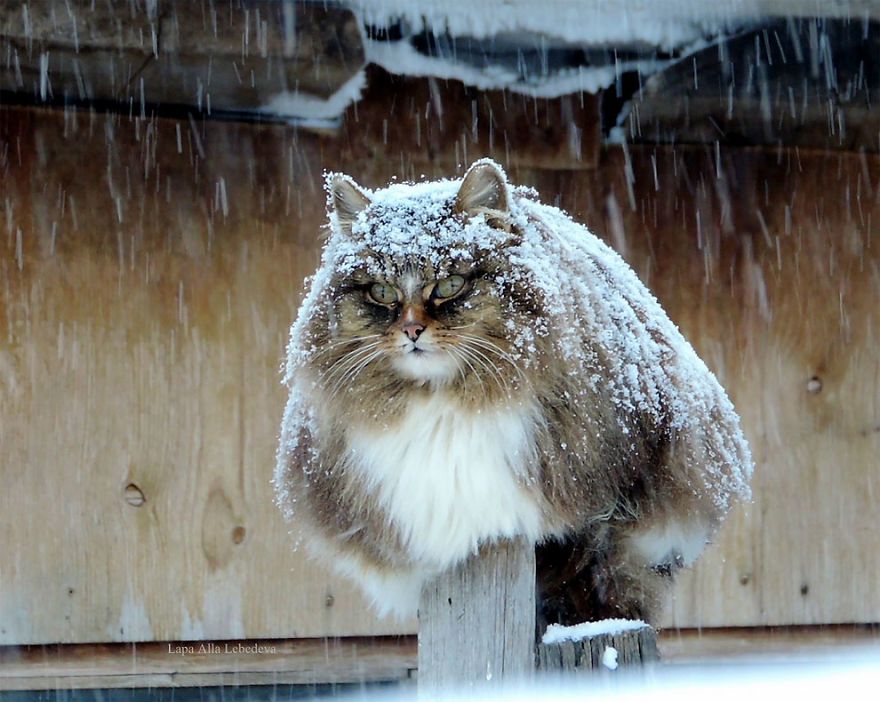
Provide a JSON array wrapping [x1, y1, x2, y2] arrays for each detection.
[[537, 624, 659, 674], [418, 538, 535, 693]]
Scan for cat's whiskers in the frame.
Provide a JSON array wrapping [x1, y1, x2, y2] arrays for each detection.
[[335, 349, 385, 393], [443, 326, 519, 364], [312, 334, 383, 358], [435, 330, 504, 394], [453, 332, 518, 364], [321, 341, 383, 388], [437, 327, 524, 397], [321, 340, 381, 375], [443, 344, 485, 398], [455, 341, 512, 399], [441, 346, 466, 384], [330, 348, 385, 395], [454, 332, 532, 390]]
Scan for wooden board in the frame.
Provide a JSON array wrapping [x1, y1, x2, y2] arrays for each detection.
[[0, 93, 878, 645], [0, 1, 364, 113], [0, 105, 410, 645], [418, 539, 535, 691], [3, 625, 877, 691], [628, 18, 880, 153], [338, 69, 602, 171], [537, 627, 659, 673], [552, 144, 880, 628], [0, 637, 416, 691]]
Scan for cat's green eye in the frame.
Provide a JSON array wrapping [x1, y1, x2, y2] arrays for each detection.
[[368, 282, 399, 306], [433, 275, 466, 300]]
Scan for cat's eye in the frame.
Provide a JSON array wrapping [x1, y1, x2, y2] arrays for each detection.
[[367, 282, 399, 306], [433, 275, 466, 300]]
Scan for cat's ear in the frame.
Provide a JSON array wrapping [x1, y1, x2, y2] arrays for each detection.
[[454, 160, 510, 221], [328, 174, 371, 235]]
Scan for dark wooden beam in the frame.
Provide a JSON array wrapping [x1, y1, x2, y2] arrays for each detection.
[[0, 1, 364, 115], [627, 18, 880, 152]]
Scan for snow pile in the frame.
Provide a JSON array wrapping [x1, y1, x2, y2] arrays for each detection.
[[262, 1, 751, 123], [263, 72, 367, 129], [542, 618, 648, 645], [358, 2, 744, 102], [275, 160, 753, 523], [362, 39, 661, 99], [602, 646, 620, 670], [353, 0, 741, 50]]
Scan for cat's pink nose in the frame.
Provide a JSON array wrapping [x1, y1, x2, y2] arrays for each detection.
[[403, 323, 425, 341]]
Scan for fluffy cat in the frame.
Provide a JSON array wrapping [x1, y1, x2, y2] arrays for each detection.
[[274, 159, 752, 626]]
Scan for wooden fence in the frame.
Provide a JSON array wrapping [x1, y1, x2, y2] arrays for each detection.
[[1, 88, 878, 646]]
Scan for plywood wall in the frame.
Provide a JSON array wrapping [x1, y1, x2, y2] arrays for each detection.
[[0, 106, 405, 645], [557, 148, 880, 627], [0, 96, 878, 645]]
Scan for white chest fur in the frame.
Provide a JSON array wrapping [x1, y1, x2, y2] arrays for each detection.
[[346, 394, 547, 569]]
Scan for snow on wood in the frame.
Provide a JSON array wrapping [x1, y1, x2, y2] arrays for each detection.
[[352, 0, 740, 48], [602, 646, 619, 670], [537, 624, 659, 673], [542, 618, 649, 645]]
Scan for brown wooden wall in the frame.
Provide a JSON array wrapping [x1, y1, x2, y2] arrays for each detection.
[[1, 84, 878, 644]]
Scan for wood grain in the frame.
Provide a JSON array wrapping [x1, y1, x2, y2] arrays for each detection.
[[0, 637, 416, 691], [342, 69, 602, 171], [537, 626, 659, 673], [0, 85, 878, 645], [552, 144, 880, 628], [0, 2, 364, 111], [628, 19, 880, 153], [0, 105, 410, 645], [2, 626, 877, 690], [658, 625, 880, 663], [418, 539, 535, 692]]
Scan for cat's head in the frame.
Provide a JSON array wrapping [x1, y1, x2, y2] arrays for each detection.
[[297, 160, 544, 405]]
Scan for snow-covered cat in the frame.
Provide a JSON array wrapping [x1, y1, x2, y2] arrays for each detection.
[[274, 159, 752, 625]]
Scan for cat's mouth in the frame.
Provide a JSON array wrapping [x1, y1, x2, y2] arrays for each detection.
[[391, 338, 458, 384]]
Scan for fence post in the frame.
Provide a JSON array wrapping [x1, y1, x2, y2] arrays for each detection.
[[418, 538, 535, 693], [537, 624, 659, 673]]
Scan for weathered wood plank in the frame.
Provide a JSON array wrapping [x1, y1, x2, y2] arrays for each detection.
[[0, 637, 417, 691], [3, 626, 878, 691], [418, 539, 535, 691], [343, 68, 602, 171], [537, 626, 659, 674], [156, 3, 365, 101], [0, 105, 413, 646], [628, 19, 880, 152], [659, 625, 880, 664], [0, 1, 364, 112], [0, 0, 157, 51], [0, 99, 879, 646]]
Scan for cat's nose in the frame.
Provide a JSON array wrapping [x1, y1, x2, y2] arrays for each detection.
[[402, 323, 425, 341]]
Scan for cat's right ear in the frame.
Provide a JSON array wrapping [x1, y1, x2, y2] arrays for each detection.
[[328, 174, 371, 236], [454, 160, 511, 230]]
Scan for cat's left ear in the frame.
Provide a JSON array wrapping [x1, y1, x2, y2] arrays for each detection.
[[328, 174, 371, 235], [454, 160, 511, 224]]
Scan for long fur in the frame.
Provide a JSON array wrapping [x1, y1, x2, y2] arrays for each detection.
[[275, 160, 753, 626]]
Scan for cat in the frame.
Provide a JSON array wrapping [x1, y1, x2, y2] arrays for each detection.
[[274, 159, 753, 626]]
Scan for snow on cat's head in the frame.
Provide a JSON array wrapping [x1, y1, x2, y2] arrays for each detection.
[[289, 160, 541, 404]]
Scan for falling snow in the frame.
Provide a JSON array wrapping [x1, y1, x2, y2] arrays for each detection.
[[276, 160, 753, 524]]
